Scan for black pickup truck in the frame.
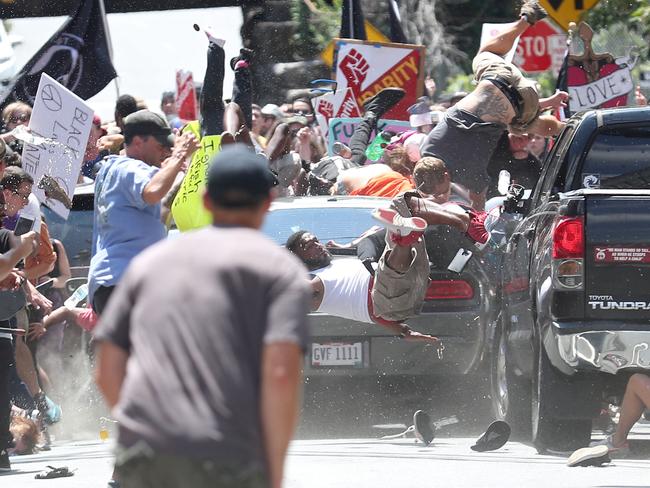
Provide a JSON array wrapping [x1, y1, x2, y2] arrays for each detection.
[[491, 106, 650, 452]]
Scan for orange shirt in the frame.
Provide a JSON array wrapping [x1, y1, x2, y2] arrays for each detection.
[[349, 171, 415, 198]]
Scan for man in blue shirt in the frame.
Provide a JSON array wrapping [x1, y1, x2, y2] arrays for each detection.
[[89, 110, 198, 314]]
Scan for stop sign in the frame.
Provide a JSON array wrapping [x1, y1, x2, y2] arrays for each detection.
[[514, 20, 567, 74]]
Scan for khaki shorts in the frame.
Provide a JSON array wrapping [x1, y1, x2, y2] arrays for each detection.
[[472, 51, 539, 130], [371, 194, 430, 322]]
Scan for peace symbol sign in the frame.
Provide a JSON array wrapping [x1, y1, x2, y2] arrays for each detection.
[[40, 84, 63, 112]]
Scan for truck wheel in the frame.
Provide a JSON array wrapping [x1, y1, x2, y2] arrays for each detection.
[[490, 317, 530, 437], [532, 343, 592, 452]]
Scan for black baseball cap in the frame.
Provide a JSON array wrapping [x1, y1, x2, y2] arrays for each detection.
[[207, 144, 277, 208], [123, 110, 175, 148]]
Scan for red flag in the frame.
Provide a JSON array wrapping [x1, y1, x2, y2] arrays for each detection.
[[176, 70, 197, 121]]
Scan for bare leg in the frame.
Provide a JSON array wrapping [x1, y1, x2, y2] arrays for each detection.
[[15, 339, 41, 397], [479, 18, 529, 56], [407, 196, 470, 231], [613, 374, 650, 446], [385, 244, 414, 274], [265, 123, 292, 162]]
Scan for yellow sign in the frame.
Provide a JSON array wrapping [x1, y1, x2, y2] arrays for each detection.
[[171, 134, 221, 232], [540, 0, 601, 31], [321, 21, 390, 67]]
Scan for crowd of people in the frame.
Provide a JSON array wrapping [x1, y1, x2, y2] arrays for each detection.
[[0, 0, 649, 484]]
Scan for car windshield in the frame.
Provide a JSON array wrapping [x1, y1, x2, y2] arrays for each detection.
[[262, 207, 378, 246]]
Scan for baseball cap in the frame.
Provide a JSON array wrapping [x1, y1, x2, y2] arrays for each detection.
[[207, 144, 276, 208], [261, 103, 283, 119], [123, 109, 175, 148]]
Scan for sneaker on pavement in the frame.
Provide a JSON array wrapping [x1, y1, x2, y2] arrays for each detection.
[[413, 410, 435, 446], [466, 208, 490, 250], [589, 435, 630, 458], [372, 208, 427, 237], [567, 444, 611, 467], [363, 88, 406, 120], [520, 0, 547, 25]]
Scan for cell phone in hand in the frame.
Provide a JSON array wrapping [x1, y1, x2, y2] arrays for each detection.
[[36, 278, 54, 294], [14, 216, 35, 236]]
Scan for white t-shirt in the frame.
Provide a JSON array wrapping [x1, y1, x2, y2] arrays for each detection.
[[18, 194, 42, 234], [313, 259, 372, 323]]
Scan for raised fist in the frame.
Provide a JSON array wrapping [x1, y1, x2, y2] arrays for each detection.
[[317, 100, 334, 120], [339, 49, 369, 90]]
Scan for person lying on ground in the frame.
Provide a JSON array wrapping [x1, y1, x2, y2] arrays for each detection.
[[420, 0, 568, 210]]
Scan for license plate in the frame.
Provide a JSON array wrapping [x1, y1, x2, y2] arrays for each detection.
[[311, 342, 363, 367]]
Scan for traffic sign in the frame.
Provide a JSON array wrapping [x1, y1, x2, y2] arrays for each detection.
[[514, 20, 567, 74], [540, 0, 601, 31]]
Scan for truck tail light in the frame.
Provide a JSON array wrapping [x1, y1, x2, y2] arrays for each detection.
[[425, 280, 474, 300], [552, 216, 584, 289], [552, 216, 584, 259]]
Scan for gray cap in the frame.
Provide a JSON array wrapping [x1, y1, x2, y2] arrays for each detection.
[[123, 109, 175, 148], [261, 103, 283, 119]]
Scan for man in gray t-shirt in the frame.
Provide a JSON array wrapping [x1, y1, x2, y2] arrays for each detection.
[[95, 145, 310, 488]]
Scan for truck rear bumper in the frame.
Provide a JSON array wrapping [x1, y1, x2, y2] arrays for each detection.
[[556, 327, 650, 374]]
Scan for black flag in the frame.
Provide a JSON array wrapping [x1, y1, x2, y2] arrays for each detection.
[[555, 50, 570, 120], [340, 0, 367, 40], [2, 0, 116, 106], [388, 0, 408, 44]]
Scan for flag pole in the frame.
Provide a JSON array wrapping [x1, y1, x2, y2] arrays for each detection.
[[98, 0, 120, 99]]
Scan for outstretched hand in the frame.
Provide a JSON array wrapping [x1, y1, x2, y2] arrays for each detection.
[[548, 90, 569, 110]]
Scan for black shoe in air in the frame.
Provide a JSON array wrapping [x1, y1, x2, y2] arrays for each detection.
[[413, 410, 435, 446], [363, 87, 406, 119]]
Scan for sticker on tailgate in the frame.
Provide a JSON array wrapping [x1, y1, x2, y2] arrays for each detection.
[[594, 247, 650, 263]]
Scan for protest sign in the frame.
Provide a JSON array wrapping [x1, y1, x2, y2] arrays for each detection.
[[176, 70, 198, 121], [312, 87, 362, 140], [327, 117, 410, 155], [333, 39, 425, 121], [565, 22, 636, 112], [171, 134, 221, 232], [22, 73, 93, 219]]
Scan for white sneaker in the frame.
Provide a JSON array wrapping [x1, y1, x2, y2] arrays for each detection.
[[567, 444, 610, 467], [589, 435, 630, 458], [372, 208, 426, 236]]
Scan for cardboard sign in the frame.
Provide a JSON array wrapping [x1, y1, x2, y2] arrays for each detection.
[[514, 20, 567, 74], [171, 134, 221, 232], [176, 70, 197, 121], [312, 88, 362, 141], [22, 73, 93, 219], [333, 39, 425, 121], [566, 22, 636, 112], [327, 117, 410, 155]]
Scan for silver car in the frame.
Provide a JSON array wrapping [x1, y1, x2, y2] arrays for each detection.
[[262, 196, 497, 379]]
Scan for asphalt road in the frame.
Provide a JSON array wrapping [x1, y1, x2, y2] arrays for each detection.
[[4, 375, 650, 488], [5, 429, 650, 488]]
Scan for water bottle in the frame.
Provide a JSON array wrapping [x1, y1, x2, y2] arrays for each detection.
[[497, 170, 511, 196], [64, 283, 88, 308]]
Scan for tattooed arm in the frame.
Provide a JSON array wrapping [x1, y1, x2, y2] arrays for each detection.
[[456, 82, 516, 125]]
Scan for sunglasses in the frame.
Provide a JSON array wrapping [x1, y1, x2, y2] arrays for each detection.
[[292, 110, 313, 117]]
